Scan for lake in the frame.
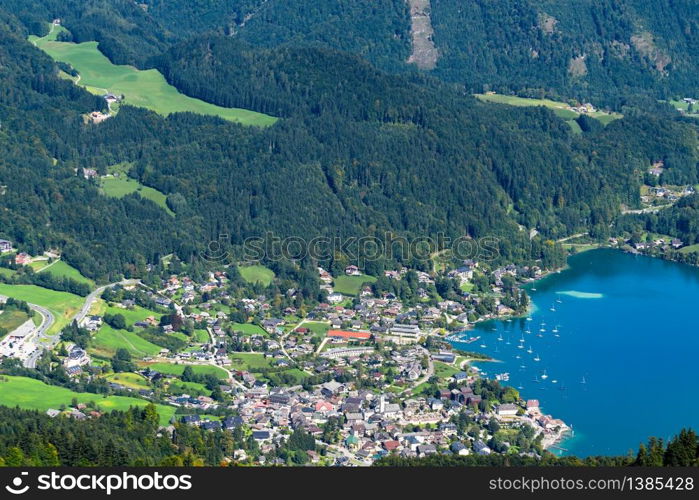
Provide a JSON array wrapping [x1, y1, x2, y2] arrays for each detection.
[[449, 248, 699, 457]]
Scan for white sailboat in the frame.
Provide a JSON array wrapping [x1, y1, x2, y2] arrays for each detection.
[[527, 345, 533, 354], [541, 370, 549, 380], [533, 353, 541, 362]]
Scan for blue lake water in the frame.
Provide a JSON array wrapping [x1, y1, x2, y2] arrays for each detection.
[[449, 248, 699, 457]]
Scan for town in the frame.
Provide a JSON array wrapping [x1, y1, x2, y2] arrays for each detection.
[[0, 238, 569, 466]]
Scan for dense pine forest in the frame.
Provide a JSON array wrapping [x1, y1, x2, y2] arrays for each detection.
[[0, 0, 696, 284]]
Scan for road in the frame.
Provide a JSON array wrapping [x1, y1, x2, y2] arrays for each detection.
[[0, 298, 56, 369], [73, 279, 141, 326], [5, 279, 140, 368]]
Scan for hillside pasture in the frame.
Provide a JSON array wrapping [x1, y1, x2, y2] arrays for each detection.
[[30, 27, 277, 126], [0, 376, 175, 425]]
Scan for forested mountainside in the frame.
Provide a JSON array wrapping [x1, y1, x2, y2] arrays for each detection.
[[143, 0, 699, 106], [6, 0, 698, 105], [0, 1, 698, 282]]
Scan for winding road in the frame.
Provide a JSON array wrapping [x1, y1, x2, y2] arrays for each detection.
[[3, 279, 141, 368]]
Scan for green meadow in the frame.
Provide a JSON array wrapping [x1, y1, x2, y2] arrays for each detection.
[[229, 352, 274, 371], [101, 177, 174, 215], [475, 93, 622, 127], [0, 283, 84, 334], [0, 376, 175, 425], [91, 324, 162, 358], [333, 274, 377, 296], [144, 362, 229, 380], [103, 372, 150, 390], [104, 304, 162, 327], [230, 322, 267, 336], [30, 26, 277, 127], [37, 260, 95, 287], [238, 265, 275, 286], [0, 309, 31, 335]]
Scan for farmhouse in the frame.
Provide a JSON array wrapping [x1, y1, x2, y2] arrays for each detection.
[[0, 239, 12, 252]]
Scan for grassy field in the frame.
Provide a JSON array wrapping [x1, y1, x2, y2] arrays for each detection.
[[433, 361, 460, 379], [101, 177, 174, 215], [0, 284, 84, 334], [0, 376, 175, 425], [0, 268, 16, 278], [103, 372, 150, 390], [104, 304, 162, 327], [30, 26, 276, 127], [303, 321, 330, 339], [230, 322, 267, 336], [475, 93, 622, 125], [144, 362, 229, 379], [238, 265, 275, 286], [333, 274, 377, 296], [0, 309, 31, 335], [91, 325, 162, 358], [668, 99, 699, 118], [229, 352, 274, 371], [38, 260, 95, 287], [679, 243, 699, 254]]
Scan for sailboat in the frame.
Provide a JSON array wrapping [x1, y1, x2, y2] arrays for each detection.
[[551, 379, 558, 384], [549, 303, 556, 312], [526, 317, 533, 321], [541, 370, 549, 380], [497, 333, 504, 341], [519, 333, 525, 343], [525, 327, 532, 334], [580, 376, 587, 384], [505, 336, 511, 345], [556, 297, 562, 304], [552, 325, 559, 333], [533, 354, 541, 362], [527, 345, 533, 354]]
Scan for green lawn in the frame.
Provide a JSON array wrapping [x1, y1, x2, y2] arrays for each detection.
[[229, 352, 274, 371], [166, 380, 209, 396], [475, 93, 622, 124], [103, 372, 150, 390], [0, 284, 84, 334], [679, 243, 699, 254], [0, 268, 16, 278], [434, 361, 460, 379], [0, 376, 175, 425], [38, 260, 95, 287], [0, 309, 31, 336], [333, 274, 377, 296], [144, 362, 229, 380], [193, 330, 210, 343], [91, 324, 162, 358], [230, 322, 267, 336], [101, 177, 174, 215], [238, 265, 275, 286], [104, 304, 162, 327], [303, 321, 330, 339], [30, 26, 277, 127]]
